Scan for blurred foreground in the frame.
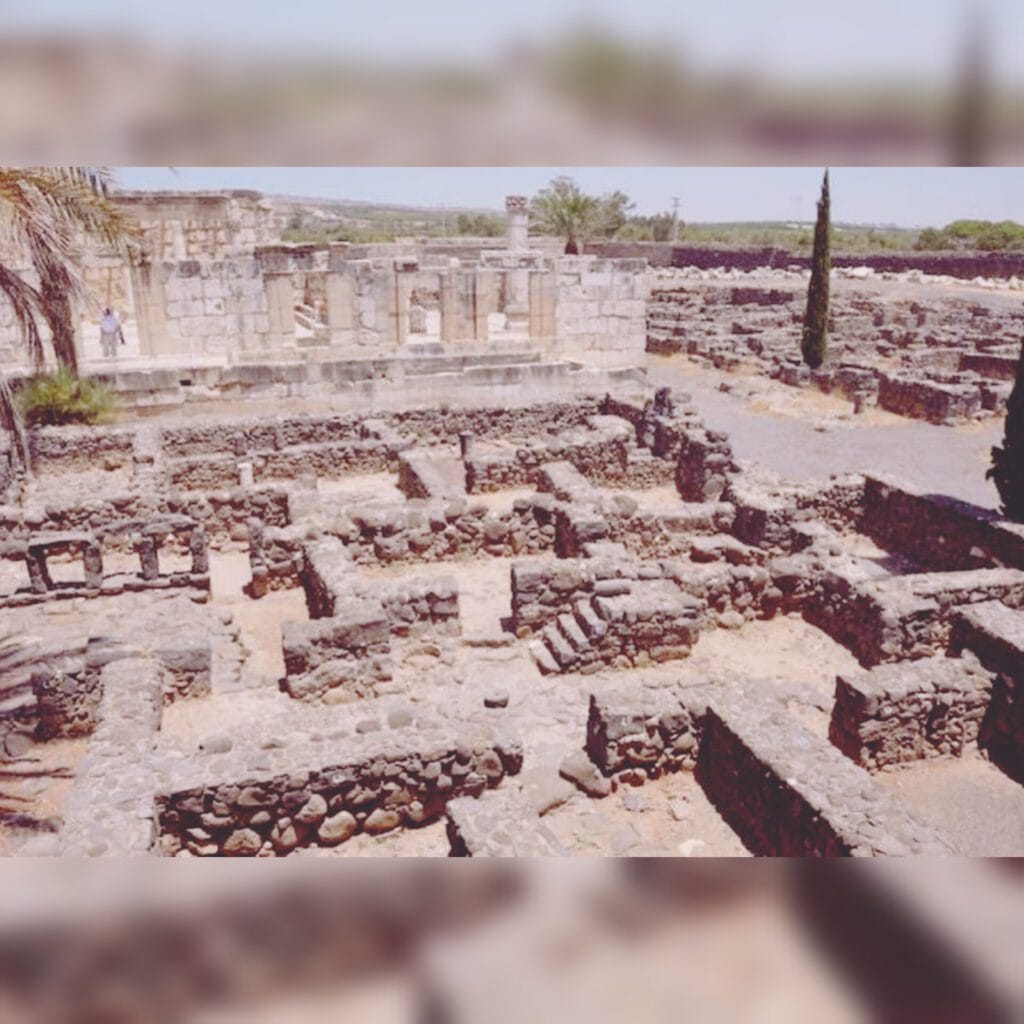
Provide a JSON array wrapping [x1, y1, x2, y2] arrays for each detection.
[[1, 4, 1023, 164], [0, 859, 1019, 1023]]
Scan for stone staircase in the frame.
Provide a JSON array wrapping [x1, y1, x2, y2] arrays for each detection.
[[529, 593, 609, 675], [529, 580, 702, 675]]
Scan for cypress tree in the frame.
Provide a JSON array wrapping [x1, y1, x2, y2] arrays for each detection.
[[801, 169, 831, 369], [988, 338, 1024, 521]]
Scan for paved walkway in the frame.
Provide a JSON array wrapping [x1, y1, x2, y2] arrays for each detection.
[[648, 361, 1005, 510]]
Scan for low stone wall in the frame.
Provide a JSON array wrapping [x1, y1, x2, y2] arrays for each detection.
[[531, 580, 703, 675], [167, 453, 240, 491], [959, 352, 1020, 380], [829, 655, 995, 769], [255, 440, 395, 481], [280, 605, 393, 702], [950, 602, 1024, 780], [158, 400, 604, 458], [155, 730, 524, 856], [695, 701, 957, 855], [34, 636, 212, 739], [58, 656, 164, 856], [368, 577, 460, 639], [608, 503, 735, 558], [804, 566, 1024, 667], [877, 374, 981, 425], [589, 241, 1024, 279], [585, 688, 709, 778], [397, 451, 466, 500], [28, 426, 135, 473], [859, 476, 1024, 572], [331, 497, 555, 565], [248, 521, 306, 595], [0, 486, 291, 553], [300, 535, 461, 637], [676, 428, 734, 502]]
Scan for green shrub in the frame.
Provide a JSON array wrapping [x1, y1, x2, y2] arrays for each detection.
[[17, 367, 116, 426]]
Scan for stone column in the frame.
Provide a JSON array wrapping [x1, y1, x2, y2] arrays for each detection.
[[529, 270, 557, 341], [325, 246, 356, 348], [504, 197, 530, 333], [134, 533, 160, 581], [393, 259, 418, 347], [264, 272, 297, 356], [128, 261, 170, 360], [25, 547, 51, 594], [189, 526, 209, 575], [83, 540, 104, 589], [475, 271, 497, 342], [505, 195, 528, 251]]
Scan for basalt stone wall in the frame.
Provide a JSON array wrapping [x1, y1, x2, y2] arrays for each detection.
[[676, 429, 735, 503], [859, 476, 1024, 572], [32, 650, 97, 740], [876, 375, 982, 425], [0, 440, 13, 501], [330, 498, 556, 566], [603, 503, 736, 559], [299, 536, 460, 638], [281, 606, 393, 702], [949, 602, 1024, 779], [299, 536, 352, 618], [0, 487, 290, 553], [829, 655, 995, 770], [34, 636, 209, 739], [28, 426, 135, 472], [586, 242, 1024, 279], [249, 522, 306, 594], [728, 475, 866, 552], [255, 440, 395, 481], [158, 401, 604, 459], [363, 577, 461, 639], [168, 453, 240, 491], [695, 701, 956, 856], [582, 584, 703, 671], [805, 566, 1024, 667], [585, 689, 709, 778], [960, 352, 1020, 380], [511, 557, 631, 635], [58, 656, 165, 857], [155, 731, 524, 857]]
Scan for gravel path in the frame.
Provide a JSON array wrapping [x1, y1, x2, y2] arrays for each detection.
[[648, 358, 1004, 509]]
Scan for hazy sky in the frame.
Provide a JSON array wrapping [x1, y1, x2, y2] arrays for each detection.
[[116, 167, 1024, 227], [7, 1, 1023, 82]]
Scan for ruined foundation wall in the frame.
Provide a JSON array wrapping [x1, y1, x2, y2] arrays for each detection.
[[859, 476, 1024, 572], [155, 731, 524, 857]]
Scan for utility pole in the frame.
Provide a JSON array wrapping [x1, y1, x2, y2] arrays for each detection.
[[671, 196, 681, 242]]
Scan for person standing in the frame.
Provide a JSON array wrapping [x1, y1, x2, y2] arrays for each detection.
[[99, 307, 125, 359]]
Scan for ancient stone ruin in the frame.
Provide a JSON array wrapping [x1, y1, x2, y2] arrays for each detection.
[[0, 379, 1020, 859], [0, 190, 1022, 859]]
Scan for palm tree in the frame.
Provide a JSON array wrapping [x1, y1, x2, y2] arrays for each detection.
[[529, 176, 602, 255], [0, 167, 138, 468]]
